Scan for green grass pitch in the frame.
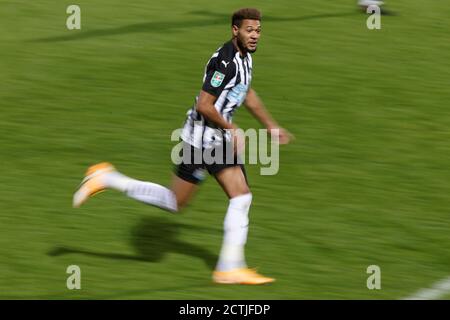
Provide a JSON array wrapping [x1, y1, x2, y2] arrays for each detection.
[[1, 0, 450, 299]]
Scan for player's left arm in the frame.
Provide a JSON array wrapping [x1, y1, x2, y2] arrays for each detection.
[[244, 88, 294, 144]]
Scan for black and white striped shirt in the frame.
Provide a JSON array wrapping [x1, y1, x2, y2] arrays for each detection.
[[181, 40, 253, 149]]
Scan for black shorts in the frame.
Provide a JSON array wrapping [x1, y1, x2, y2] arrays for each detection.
[[174, 141, 248, 185]]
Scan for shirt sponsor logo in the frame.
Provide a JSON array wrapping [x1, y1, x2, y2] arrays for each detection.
[[227, 83, 248, 105]]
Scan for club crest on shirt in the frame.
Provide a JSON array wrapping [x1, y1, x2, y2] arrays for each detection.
[[211, 71, 225, 87]]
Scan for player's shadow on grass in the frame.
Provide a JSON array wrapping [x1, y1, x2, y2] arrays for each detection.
[[48, 216, 218, 270], [34, 11, 356, 42]]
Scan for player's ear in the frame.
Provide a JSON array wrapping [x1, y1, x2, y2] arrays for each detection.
[[232, 25, 239, 37]]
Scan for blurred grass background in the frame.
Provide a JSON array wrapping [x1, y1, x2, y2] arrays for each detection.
[[0, 0, 450, 299]]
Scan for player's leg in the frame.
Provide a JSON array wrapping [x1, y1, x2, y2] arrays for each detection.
[[358, 0, 384, 12], [73, 162, 179, 212], [211, 165, 274, 284], [213, 166, 250, 273], [170, 174, 199, 210], [358, 0, 384, 7], [169, 142, 205, 209], [214, 165, 250, 199], [73, 144, 203, 212]]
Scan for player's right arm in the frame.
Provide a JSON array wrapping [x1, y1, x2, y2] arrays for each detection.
[[196, 51, 237, 130], [196, 90, 236, 130], [197, 90, 243, 153]]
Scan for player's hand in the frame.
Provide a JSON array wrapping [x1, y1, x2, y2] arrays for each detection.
[[229, 124, 245, 155], [268, 127, 294, 145]]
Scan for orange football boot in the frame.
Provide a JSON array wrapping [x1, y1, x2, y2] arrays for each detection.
[[73, 162, 115, 208], [213, 268, 275, 285]]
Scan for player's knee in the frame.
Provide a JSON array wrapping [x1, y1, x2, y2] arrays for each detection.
[[226, 193, 252, 226], [228, 185, 251, 199], [229, 192, 252, 211]]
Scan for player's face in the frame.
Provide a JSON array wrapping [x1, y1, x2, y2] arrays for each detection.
[[233, 19, 261, 53]]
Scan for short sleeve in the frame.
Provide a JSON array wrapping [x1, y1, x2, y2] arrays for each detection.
[[202, 57, 236, 97]]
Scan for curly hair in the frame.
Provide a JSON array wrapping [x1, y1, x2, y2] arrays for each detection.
[[231, 8, 261, 27]]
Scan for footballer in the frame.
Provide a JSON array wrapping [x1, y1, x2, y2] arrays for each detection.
[[73, 8, 293, 285]]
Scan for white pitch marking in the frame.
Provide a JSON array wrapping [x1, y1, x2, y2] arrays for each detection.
[[403, 276, 450, 300]]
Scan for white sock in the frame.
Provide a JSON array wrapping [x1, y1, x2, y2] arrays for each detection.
[[216, 193, 252, 271], [103, 171, 178, 212], [358, 0, 384, 6]]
